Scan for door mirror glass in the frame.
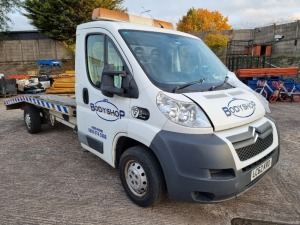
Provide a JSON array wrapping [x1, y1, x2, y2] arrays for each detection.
[[101, 64, 126, 97], [114, 76, 122, 89]]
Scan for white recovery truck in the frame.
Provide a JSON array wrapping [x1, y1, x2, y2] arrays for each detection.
[[5, 8, 280, 207]]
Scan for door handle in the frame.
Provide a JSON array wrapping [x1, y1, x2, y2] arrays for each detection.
[[83, 88, 89, 104]]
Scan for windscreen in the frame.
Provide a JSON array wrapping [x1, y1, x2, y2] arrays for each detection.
[[120, 30, 229, 93]]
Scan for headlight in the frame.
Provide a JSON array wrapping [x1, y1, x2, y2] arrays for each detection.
[[156, 92, 211, 128]]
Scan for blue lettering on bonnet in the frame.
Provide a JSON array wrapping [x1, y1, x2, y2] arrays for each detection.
[[90, 99, 125, 122], [222, 98, 256, 118]]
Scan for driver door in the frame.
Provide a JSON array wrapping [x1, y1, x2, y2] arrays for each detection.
[[76, 30, 131, 166]]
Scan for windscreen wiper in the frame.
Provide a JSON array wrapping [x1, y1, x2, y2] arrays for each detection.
[[209, 76, 230, 91], [173, 78, 205, 93]]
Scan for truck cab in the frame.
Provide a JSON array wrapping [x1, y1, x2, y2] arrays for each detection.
[[75, 9, 280, 207]]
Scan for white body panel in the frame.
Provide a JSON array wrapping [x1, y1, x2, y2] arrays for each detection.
[[184, 87, 265, 131], [74, 20, 278, 170], [75, 22, 173, 166], [76, 27, 133, 166]]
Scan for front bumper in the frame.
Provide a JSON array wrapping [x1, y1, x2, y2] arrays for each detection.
[[149, 122, 280, 203]]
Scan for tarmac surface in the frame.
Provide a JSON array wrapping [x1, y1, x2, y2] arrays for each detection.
[[0, 96, 299, 225]]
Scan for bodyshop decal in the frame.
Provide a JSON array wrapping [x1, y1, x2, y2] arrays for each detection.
[[90, 99, 125, 121], [222, 98, 256, 118]]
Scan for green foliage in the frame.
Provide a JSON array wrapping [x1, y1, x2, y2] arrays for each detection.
[[23, 0, 126, 46], [177, 8, 231, 54], [177, 8, 231, 32], [204, 33, 229, 53], [0, 0, 21, 31]]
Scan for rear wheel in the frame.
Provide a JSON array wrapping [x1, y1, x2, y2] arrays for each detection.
[[24, 105, 41, 134], [279, 88, 292, 102], [119, 146, 165, 207], [292, 88, 300, 102], [254, 88, 268, 99]]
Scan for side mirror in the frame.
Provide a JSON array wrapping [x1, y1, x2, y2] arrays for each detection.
[[101, 64, 126, 97]]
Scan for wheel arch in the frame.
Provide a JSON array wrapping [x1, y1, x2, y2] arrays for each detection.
[[114, 136, 156, 166], [114, 136, 167, 192]]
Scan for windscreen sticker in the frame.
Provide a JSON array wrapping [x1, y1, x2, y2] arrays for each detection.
[[88, 126, 107, 139], [222, 98, 256, 118], [90, 99, 125, 122]]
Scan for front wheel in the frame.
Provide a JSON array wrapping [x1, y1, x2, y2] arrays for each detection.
[[119, 146, 165, 207], [254, 88, 268, 99]]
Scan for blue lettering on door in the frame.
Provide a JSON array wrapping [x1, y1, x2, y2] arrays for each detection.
[[90, 99, 125, 122], [88, 126, 107, 139]]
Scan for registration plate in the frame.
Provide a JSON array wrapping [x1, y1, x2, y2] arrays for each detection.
[[251, 158, 272, 181]]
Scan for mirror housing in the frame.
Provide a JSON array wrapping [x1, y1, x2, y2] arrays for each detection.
[[100, 64, 126, 97]]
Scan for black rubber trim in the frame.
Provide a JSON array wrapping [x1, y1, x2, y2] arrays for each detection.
[[149, 130, 235, 201], [78, 131, 103, 154]]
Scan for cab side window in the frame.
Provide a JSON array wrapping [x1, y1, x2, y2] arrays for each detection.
[[87, 35, 105, 86], [107, 39, 125, 88], [108, 40, 124, 71]]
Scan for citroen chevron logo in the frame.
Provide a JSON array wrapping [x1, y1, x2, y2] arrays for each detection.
[[250, 126, 259, 143]]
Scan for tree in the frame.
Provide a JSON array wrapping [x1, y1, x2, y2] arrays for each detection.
[[177, 8, 231, 32], [204, 33, 229, 53], [177, 8, 231, 53], [0, 0, 21, 31], [23, 0, 126, 46]]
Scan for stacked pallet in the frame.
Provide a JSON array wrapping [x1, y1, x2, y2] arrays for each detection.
[[46, 71, 75, 94]]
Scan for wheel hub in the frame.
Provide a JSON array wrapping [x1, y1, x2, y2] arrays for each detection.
[[125, 161, 147, 197], [25, 113, 31, 129]]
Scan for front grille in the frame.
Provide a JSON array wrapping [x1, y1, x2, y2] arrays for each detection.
[[242, 150, 274, 173], [236, 133, 273, 161]]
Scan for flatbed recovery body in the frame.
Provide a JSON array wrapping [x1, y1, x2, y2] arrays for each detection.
[[5, 94, 77, 129]]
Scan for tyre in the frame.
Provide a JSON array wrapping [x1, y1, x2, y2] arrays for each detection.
[[24, 105, 42, 134], [119, 146, 165, 207], [279, 88, 292, 102], [269, 90, 279, 103], [292, 88, 300, 102], [254, 88, 268, 99]]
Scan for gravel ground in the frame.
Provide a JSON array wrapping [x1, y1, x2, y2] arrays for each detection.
[[0, 96, 299, 225]]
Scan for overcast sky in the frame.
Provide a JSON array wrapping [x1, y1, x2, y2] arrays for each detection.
[[8, 0, 300, 31]]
